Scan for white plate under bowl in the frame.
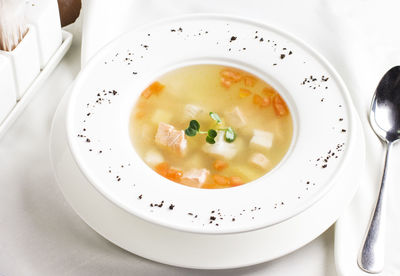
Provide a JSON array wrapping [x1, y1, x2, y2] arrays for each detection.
[[50, 85, 364, 269], [65, 14, 359, 234]]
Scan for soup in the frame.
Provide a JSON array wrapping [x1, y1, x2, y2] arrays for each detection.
[[130, 65, 293, 189]]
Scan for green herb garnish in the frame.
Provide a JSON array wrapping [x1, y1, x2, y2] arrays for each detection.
[[209, 112, 221, 123], [185, 112, 237, 144], [185, 120, 200, 136], [224, 127, 236, 143]]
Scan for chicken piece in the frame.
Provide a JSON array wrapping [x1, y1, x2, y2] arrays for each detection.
[[181, 168, 210, 188], [144, 149, 164, 166], [250, 129, 274, 150], [202, 131, 238, 160], [183, 104, 204, 120], [155, 123, 187, 154], [249, 153, 270, 169], [225, 106, 247, 128]]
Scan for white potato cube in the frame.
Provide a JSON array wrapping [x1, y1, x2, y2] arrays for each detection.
[[225, 106, 247, 128], [249, 153, 270, 169], [230, 166, 259, 181], [181, 168, 210, 188], [152, 109, 172, 124], [183, 104, 204, 120], [250, 129, 274, 150], [202, 131, 237, 160], [144, 150, 164, 167]]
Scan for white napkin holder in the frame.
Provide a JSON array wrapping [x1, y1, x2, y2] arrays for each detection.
[[0, 55, 17, 124]]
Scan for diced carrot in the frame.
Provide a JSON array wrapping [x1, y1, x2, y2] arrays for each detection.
[[135, 110, 145, 119], [213, 175, 230, 186], [243, 75, 257, 87], [221, 77, 233, 88], [202, 182, 223, 189], [239, 88, 252, 98], [253, 94, 270, 107], [220, 68, 242, 82], [273, 94, 289, 116], [155, 162, 169, 177], [155, 162, 183, 182], [262, 85, 276, 99], [141, 81, 165, 99], [229, 176, 244, 186], [213, 160, 228, 171], [166, 168, 183, 182]]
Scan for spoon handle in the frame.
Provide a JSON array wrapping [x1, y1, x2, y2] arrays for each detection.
[[358, 142, 392, 273]]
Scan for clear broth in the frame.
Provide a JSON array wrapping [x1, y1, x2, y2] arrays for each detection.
[[130, 65, 293, 189]]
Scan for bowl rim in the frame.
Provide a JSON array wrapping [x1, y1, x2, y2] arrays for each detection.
[[65, 13, 356, 234]]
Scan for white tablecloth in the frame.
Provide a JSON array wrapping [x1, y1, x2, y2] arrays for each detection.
[[1, 0, 400, 275]]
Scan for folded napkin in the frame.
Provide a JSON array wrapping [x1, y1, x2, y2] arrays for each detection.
[[81, 0, 400, 275]]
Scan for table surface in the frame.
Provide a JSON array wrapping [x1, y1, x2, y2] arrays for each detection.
[[1, 0, 400, 275]]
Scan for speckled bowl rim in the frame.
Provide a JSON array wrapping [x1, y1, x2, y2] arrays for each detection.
[[66, 14, 356, 234]]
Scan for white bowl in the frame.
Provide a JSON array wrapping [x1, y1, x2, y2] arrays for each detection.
[[65, 14, 359, 234]]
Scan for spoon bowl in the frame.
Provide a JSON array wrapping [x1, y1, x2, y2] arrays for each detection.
[[370, 66, 400, 143]]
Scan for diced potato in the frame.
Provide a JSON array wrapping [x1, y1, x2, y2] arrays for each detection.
[[183, 104, 204, 120], [225, 107, 247, 128], [229, 165, 259, 181], [249, 152, 270, 169], [250, 129, 274, 150], [155, 123, 187, 154], [144, 150, 164, 166], [140, 124, 154, 141], [202, 131, 238, 160], [152, 110, 172, 124], [181, 168, 210, 187]]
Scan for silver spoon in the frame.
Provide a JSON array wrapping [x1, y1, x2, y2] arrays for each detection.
[[358, 66, 400, 273]]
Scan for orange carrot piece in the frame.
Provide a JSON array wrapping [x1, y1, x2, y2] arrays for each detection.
[[220, 77, 233, 88], [220, 68, 242, 82], [229, 176, 244, 186], [166, 168, 183, 182], [213, 175, 230, 186], [202, 182, 223, 189], [273, 94, 289, 116], [213, 160, 228, 171], [141, 81, 165, 99], [253, 94, 270, 107], [155, 162, 183, 182], [243, 75, 257, 87], [262, 86, 276, 99], [155, 162, 169, 177], [239, 88, 252, 98]]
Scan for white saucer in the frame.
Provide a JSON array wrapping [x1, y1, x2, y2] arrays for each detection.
[[50, 84, 365, 269]]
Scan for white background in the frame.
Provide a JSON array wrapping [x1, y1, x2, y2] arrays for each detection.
[[1, 0, 400, 275]]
